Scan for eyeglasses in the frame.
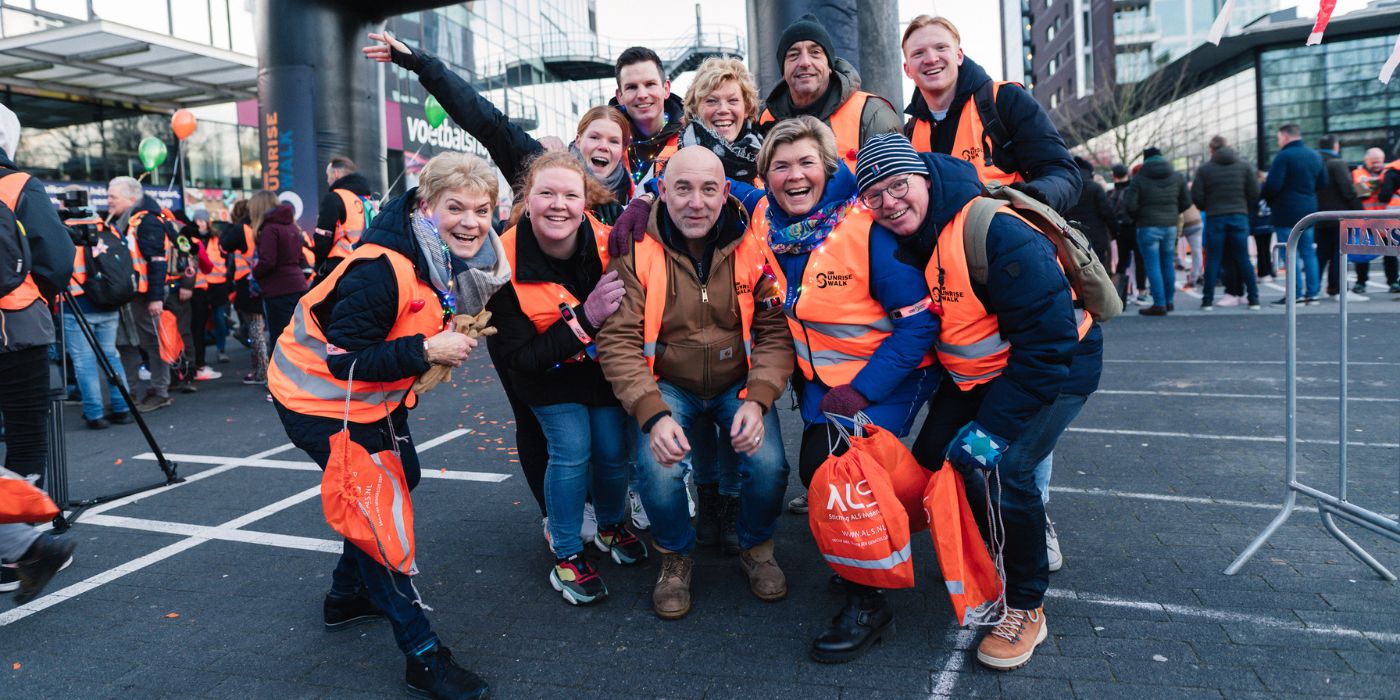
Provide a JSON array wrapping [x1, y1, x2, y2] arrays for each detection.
[[860, 175, 912, 210]]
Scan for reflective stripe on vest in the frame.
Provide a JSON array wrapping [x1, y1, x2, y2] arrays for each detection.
[[500, 214, 611, 362], [232, 223, 254, 281], [69, 246, 86, 297], [909, 82, 1024, 188], [267, 243, 444, 421], [205, 238, 228, 285], [1354, 166, 1388, 210], [751, 198, 932, 386], [760, 92, 878, 172], [0, 172, 41, 311], [929, 199, 1089, 389], [329, 189, 367, 259]]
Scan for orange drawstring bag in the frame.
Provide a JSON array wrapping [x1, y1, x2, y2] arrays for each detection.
[[0, 469, 58, 524], [924, 460, 1005, 626], [808, 416, 915, 589], [846, 418, 932, 533], [156, 310, 184, 365]]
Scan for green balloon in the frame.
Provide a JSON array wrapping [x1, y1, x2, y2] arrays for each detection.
[[138, 136, 168, 171], [424, 96, 447, 129]]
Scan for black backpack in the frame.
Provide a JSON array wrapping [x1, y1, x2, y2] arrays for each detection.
[[81, 225, 137, 309], [0, 171, 33, 299]]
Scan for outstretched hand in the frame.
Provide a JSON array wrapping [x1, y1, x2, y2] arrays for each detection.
[[362, 31, 415, 69]]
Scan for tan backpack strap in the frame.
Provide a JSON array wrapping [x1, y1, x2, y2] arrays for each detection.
[[963, 197, 1004, 286]]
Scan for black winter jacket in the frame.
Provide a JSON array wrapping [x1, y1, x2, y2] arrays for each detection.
[[1317, 150, 1362, 213], [122, 195, 172, 303], [760, 57, 903, 150], [485, 216, 618, 407], [1125, 157, 1189, 228], [1262, 140, 1326, 227], [903, 56, 1081, 213], [1063, 167, 1115, 252], [0, 152, 73, 352], [314, 172, 373, 265], [1191, 147, 1259, 217], [313, 190, 436, 385]]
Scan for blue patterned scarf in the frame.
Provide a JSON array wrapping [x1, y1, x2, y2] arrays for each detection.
[[763, 162, 861, 255]]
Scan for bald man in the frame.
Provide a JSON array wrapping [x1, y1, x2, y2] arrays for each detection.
[[1353, 147, 1400, 292], [598, 146, 794, 620]]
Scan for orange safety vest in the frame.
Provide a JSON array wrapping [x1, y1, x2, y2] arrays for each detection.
[[760, 92, 879, 172], [751, 199, 934, 386], [1353, 166, 1387, 210], [300, 229, 316, 282], [0, 172, 40, 311], [121, 211, 163, 296], [500, 214, 612, 363], [231, 223, 254, 281], [909, 82, 1023, 189], [928, 199, 1091, 389], [204, 237, 228, 286], [329, 189, 367, 259], [268, 243, 445, 421]]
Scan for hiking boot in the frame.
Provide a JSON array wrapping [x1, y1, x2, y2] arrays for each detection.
[[405, 644, 490, 700], [85, 417, 110, 430], [653, 552, 693, 619], [594, 523, 648, 565], [549, 554, 607, 605], [323, 591, 384, 631], [1046, 513, 1063, 573], [14, 533, 77, 604], [739, 539, 786, 601], [787, 492, 809, 514], [1138, 306, 1167, 316], [810, 584, 893, 663], [107, 411, 134, 425], [719, 495, 740, 555], [135, 394, 173, 412], [627, 489, 650, 531], [695, 483, 722, 547], [976, 606, 1048, 671]]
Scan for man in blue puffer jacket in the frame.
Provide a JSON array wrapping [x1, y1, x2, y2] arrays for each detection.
[[863, 137, 1097, 672], [1262, 123, 1327, 303]]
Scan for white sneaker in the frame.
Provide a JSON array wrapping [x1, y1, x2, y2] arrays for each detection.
[[137, 365, 151, 381], [194, 366, 222, 381], [1046, 514, 1063, 573], [788, 493, 809, 514], [627, 489, 650, 531], [580, 503, 598, 542], [1342, 290, 1369, 302], [1217, 294, 1242, 308]]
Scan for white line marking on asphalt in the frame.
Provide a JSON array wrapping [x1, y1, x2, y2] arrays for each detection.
[[929, 628, 979, 699], [95, 443, 297, 517], [416, 428, 472, 451], [1067, 427, 1399, 449], [81, 513, 341, 553], [136, 453, 511, 482], [1096, 389, 1400, 403], [1050, 486, 1318, 512], [1046, 589, 1400, 644], [1104, 359, 1393, 366]]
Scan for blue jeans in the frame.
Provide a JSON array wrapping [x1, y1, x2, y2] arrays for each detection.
[[1028, 392, 1090, 505], [691, 425, 740, 497], [531, 403, 629, 558], [1135, 226, 1177, 308], [63, 310, 129, 420], [1277, 225, 1320, 298], [1202, 215, 1259, 305], [633, 381, 789, 555]]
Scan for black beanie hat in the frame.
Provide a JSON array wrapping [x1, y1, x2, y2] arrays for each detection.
[[777, 13, 835, 68], [1143, 146, 1163, 160]]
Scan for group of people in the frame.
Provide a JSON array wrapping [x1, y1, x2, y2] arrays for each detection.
[[249, 14, 1104, 699]]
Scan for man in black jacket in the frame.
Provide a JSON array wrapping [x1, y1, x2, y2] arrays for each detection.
[[1192, 135, 1261, 309], [1315, 134, 1364, 299], [108, 176, 177, 411], [1063, 157, 1115, 268]]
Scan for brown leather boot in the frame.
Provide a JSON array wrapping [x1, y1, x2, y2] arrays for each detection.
[[739, 539, 787, 601], [653, 552, 694, 620]]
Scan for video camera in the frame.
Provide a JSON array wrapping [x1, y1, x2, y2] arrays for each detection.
[[57, 188, 104, 246]]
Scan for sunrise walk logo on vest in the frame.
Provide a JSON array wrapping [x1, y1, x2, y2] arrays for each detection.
[[814, 271, 853, 289]]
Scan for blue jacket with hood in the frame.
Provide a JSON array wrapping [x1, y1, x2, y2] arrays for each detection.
[[885, 153, 1093, 442]]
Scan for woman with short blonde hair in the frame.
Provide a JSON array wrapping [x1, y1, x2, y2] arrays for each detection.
[[679, 56, 765, 189]]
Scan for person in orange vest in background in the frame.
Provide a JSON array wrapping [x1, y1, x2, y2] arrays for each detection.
[[0, 103, 79, 603], [1355, 147, 1400, 293], [268, 152, 496, 700], [757, 14, 902, 171], [486, 151, 647, 606], [107, 176, 179, 411], [753, 121, 941, 663], [861, 135, 1095, 672], [314, 157, 373, 280], [217, 198, 270, 385], [185, 208, 225, 381], [610, 47, 685, 192], [900, 15, 1080, 212], [597, 146, 794, 621]]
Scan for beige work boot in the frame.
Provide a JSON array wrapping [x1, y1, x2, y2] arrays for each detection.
[[739, 539, 787, 601], [653, 551, 693, 620], [976, 606, 1048, 671]]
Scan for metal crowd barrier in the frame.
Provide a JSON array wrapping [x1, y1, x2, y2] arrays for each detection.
[[1225, 210, 1400, 581]]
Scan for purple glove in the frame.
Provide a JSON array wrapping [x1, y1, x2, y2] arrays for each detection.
[[582, 270, 625, 328], [607, 195, 653, 257], [819, 384, 870, 418]]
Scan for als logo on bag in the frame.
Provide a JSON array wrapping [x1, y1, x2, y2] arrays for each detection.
[[825, 479, 877, 513]]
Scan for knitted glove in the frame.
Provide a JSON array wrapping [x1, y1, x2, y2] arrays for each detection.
[[945, 420, 1009, 473], [582, 270, 625, 328], [818, 384, 869, 418], [606, 195, 653, 257]]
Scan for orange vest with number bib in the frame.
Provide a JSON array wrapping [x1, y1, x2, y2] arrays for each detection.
[[0, 172, 42, 311], [909, 82, 1023, 189], [761, 92, 878, 173], [929, 199, 1091, 389], [500, 214, 612, 363], [329, 189, 367, 259], [268, 243, 445, 421], [750, 199, 934, 386]]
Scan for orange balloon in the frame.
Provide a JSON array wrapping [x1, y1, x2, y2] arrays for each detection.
[[171, 109, 197, 140]]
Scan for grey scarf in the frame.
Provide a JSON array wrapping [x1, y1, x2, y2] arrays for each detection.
[[410, 211, 453, 304], [570, 143, 628, 194]]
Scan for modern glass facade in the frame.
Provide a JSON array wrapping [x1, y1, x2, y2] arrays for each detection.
[[1260, 35, 1400, 164]]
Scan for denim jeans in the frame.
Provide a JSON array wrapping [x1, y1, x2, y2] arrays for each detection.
[[1278, 226, 1320, 298], [1135, 226, 1177, 308], [690, 425, 740, 497], [1028, 392, 1090, 505], [531, 403, 629, 558], [633, 381, 789, 555], [1202, 214, 1259, 305], [63, 310, 130, 420]]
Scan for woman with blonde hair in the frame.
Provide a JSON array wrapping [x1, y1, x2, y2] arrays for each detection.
[[681, 56, 765, 210]]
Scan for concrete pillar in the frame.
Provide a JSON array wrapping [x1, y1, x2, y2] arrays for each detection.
[[856, 0, 901, 106]]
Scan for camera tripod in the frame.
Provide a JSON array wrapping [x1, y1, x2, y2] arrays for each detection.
[[46, 291, 181, 531]]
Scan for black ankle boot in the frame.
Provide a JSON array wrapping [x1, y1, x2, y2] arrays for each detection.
[[695, 484, 721, 547], [809, 584, 894, 663], [406, 644, 490, 700], [719, 494, 740, 555]]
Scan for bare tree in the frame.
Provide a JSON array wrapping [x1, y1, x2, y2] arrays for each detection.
[[1053, 54, 1194, 168]]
